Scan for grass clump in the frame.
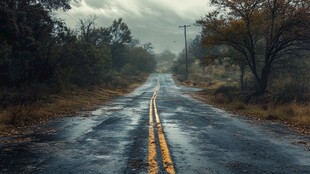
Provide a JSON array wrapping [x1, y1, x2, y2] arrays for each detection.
[[232, 102, 246, 110], [3, 105, 33, 125]]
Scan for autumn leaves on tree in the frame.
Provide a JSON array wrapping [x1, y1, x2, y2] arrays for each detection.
[[197, 0, 310, 94]]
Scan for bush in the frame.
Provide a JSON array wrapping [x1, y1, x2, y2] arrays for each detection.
[[272, 82, 308, 104], [120, 64, 137, 76], [4, 104, 35, 125], [0, 84, 48, 108], [212, 94, 232, 104], [212, 86, 239, 104], [108, 76, 129, 89], [233, 102, 246, 110], [214, 85, 239, 96]]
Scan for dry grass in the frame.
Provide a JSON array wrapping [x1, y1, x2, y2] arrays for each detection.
[[206, 81, 230, 90], [211, 94, 232, 104], [192, 89, 310, 133], [232, 102, 246, 110], [2, 104, 38, 125], [239, 103, 310, 125], [278, 103, 310, 125], [0, 77, 146, 133], [181, 79, 237, 90]]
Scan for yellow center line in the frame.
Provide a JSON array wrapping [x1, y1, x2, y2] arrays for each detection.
[[148, 90, 158, 174], [148, 79, 176, 174]]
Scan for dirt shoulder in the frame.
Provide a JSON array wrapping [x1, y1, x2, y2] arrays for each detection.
[[0, 75, 148, 139], [189, 89, 310, 136], [173, 74, 310, 136]]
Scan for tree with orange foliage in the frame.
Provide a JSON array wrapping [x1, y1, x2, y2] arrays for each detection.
[[197, 0, 310, 94]]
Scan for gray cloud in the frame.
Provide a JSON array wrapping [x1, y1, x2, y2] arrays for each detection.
[[56, 0, 212, 53]]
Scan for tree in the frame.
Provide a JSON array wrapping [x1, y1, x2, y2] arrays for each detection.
[[8, 3, 62, 85], [197, 0, 310, 94], [126, 46, 156, 73], [223, 47, 248, 90], [0, 0, 71, 11], [89, 27, 112, 47], [143, 42, 154, 54], [79, 15, 98, 43], [109, 18, 132, 69], [0, 0, 71, 86], [172, 48, 197, 79], [128, 39, 140, 48], [58, 42, 111, 86], [188, 35, 220, 73], [159, 50, 176, 62]]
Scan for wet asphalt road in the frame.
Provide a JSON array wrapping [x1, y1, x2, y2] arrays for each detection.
[[1, 74, 310, 174]]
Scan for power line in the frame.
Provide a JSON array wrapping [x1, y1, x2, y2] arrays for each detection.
[[179, 25, 191, 80]]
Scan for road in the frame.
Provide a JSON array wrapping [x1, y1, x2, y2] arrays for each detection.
[[1, 74, 310, 174]]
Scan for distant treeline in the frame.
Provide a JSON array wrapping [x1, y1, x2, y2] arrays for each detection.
[[0, 0, 155, 89]]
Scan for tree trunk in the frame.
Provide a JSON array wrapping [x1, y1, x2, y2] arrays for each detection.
[[202, 66, 205, 75], [257, 66, 270, 94], [239, 61, 245, 91]]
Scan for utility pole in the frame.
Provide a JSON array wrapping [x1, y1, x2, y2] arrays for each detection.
[[179, 25, 191, 80]]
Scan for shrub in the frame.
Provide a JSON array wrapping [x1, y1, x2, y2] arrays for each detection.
[[120, 64, 137, 76], [214, 85, 239, 96], [272, 82, 308, 104], [212, 86, 239, 104], [108, 76, 129, 89], [4, 104, 36, 125], [0, 84, 48, 108], [233, 102, 246, 110]]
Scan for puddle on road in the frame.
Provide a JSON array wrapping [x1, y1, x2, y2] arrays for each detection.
[[58, 117, 99, 141], [91, 105, 124, 116]]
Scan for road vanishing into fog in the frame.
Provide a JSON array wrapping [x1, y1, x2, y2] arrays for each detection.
[[1, 74, 310, 174]]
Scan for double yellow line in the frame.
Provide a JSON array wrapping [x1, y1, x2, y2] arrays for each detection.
[[148, 79, 175, 174]]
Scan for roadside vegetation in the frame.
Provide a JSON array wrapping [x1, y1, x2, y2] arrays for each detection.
[[173, 0, 310, 132], [155, 50, 176, 73], [0, 1, 155, 131]]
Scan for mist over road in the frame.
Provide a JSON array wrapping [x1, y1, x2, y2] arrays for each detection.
[[1, 74, 310, 173]]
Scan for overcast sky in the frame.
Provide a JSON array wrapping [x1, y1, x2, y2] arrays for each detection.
[[55, 0, 212, 54]]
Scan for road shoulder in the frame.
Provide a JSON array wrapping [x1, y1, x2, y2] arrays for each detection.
[[0, 75, 148, 142]]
